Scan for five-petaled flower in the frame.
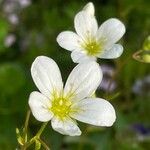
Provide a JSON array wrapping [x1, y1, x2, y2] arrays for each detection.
[[57, 2, 126, 63], [29, 56, 116, 136]]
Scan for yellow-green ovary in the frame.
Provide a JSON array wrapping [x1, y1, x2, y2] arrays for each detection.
[[51, 97, 72, 120], [82, 38, 102, 56]]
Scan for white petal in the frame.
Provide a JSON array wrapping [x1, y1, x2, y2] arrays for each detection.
[[56, 31, 82, 51], [51, 117, 81, 136], [29, 91, 53, 122], [64, 61, 102, 101], [97, 18, 125, 46], [71, 50, 96, 63], [31, 56, 63, 98], [98, 44, 123, 59], [74, 11, 98, 39], [70, 98, 116, 126], [83, 2, 95, 16]]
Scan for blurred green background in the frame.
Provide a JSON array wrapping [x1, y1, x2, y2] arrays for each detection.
[[0, 0, 150, 149]]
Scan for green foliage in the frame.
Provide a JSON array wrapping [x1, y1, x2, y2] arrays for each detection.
[[0, 0, 149, 149], [0, 19, 9, 53], [0, 63, 26, 95]]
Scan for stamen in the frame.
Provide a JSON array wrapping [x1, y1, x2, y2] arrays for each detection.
[[82, 37, 103, 56], [50, 97, 72, 120]]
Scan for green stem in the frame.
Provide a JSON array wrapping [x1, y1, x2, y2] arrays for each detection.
[[21, 122, 48, 150], [23, 110, 31, 136], [36, 122, 48, 138], [39, 139, 50, 150], [19, 109, 31, 150], [21, 138, 35, 150]]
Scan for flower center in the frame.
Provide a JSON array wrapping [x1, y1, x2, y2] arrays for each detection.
[[82, 38, 102, 56], [51, 97, 72, 120]]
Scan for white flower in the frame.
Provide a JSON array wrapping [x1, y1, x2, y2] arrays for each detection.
[[82, 2, 95, 16], [29, 56, 116, 136], [57, 2, 126, 63]]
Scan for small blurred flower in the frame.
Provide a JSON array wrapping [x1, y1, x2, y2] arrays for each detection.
[[101, 64, 115, 76], [3, 0, 19, 25], [57, 2, 125, 63], [4, 34, 16, 47], [98, 64, 117, 92], [29, 56, 116, 136], [3, 1, 18, 14], [132, 124, 150, 141], [132, 124, 150, 135], [8, 14, 19, 25], [3, 0, 31, 11], [18, 0, 31, 8], [132, 75, 150, 96], [100, 78, 117, 92], [3, 0, 31, 25]]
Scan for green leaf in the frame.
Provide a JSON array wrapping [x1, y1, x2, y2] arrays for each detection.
[[16, 128, 24, 146]]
